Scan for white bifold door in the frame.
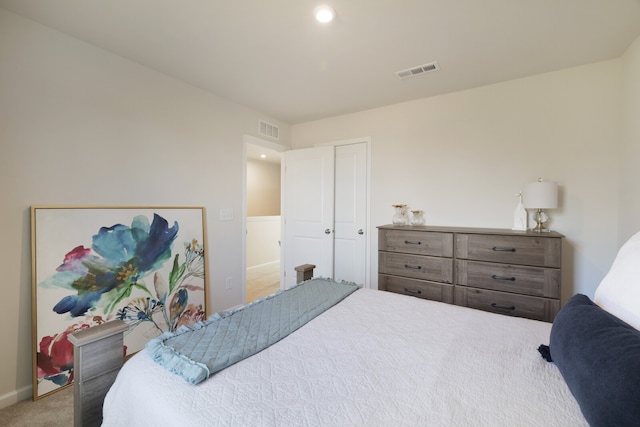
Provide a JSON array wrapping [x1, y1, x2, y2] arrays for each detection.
[[282, 142, 368, 288]]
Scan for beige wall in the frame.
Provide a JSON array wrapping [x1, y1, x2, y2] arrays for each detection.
[[620, 35, 640, 243], [291, 59, 624, 305], [0, 9, 289, 406], [246, 217, 281, 268], [246, 159, 281, 216]]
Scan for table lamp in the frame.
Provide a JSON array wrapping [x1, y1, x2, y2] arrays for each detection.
[[523, 178, 558, 232]]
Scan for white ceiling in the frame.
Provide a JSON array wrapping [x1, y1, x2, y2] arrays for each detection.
[[2, 0, 640, 124], [246, 143, 282, 164]]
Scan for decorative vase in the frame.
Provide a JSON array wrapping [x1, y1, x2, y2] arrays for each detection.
[[410, 210, 425, 226], [512, 192, 527, 231], [392, 204, 409, 225]]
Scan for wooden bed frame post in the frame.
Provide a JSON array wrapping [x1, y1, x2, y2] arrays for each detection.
[[68, 320, 129, 427], [295, 264, 316, 283]]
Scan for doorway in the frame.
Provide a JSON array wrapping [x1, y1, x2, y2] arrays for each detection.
[[243, 136, 285, 303]]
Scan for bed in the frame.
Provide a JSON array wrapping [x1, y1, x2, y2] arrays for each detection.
[[96, 232, 640, 426]]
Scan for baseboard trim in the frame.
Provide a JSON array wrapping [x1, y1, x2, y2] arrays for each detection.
[[247, 260, 279, 271], [0, 384, 32, 410]]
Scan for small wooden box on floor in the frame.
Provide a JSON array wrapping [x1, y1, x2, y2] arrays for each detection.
[[378, 225, 563, 322], [69, 320, 128, 427]]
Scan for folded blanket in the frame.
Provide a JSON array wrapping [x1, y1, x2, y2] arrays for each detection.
[[145, 277, 360, 384]]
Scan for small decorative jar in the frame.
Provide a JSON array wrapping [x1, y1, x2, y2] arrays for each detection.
[[410, 210, 425, 226], [392, 204, 409, 225]]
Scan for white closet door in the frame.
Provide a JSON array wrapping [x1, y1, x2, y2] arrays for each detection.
[[333, 143, 367, 285], [282, 146, 335, 288], [282, 142, 368, 288]]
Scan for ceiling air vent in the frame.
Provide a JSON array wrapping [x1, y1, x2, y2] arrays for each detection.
[[259, 120, 279, 140], [395, 62, 440, 80]]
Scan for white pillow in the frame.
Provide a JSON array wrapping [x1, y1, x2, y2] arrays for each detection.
[[594, 231, 640, 331]]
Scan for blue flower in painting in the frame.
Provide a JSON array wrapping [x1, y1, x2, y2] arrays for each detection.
[[44, 214, 179, 317]]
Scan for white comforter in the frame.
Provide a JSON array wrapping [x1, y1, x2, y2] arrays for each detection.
[[102, 288, 587, 426]]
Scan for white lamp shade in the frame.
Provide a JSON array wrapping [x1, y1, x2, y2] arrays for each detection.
[[523, 181, 558, 209]]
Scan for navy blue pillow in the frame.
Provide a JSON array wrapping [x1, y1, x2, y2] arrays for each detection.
[[549, 294, 640, 427]]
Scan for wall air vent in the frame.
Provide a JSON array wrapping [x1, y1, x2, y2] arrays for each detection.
[[259, 120, 279, 140], [395, 61, 440, 80]]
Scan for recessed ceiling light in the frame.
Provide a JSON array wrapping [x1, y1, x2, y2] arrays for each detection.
[[260, 154, 267, 159], [314, 5, 335, 23]]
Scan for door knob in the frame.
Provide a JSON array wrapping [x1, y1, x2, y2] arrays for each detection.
[[357, 229, 364, 235], [325, 228, 331, 234]]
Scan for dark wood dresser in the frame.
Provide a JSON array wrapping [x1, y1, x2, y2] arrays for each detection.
[[378, 225, 563, 322]]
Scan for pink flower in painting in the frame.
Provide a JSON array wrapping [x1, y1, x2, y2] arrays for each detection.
[[56, 245, 92, 272], [174, 304, 206, 330], [37, 323, 90, 386]]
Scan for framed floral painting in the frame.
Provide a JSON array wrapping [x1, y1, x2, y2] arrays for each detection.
[[31, 206, 208, 399]]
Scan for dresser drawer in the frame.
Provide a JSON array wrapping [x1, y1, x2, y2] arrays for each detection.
[[456, 260, 560, 298], [455, 234, 561, 268], [454, 287, 560, 322], [379, 229, 453, 257], [379, 275, 454, 303], [379, 252, 453, 283]]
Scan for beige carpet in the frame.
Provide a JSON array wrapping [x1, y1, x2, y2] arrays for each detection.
[[0, 386, 73, 427]]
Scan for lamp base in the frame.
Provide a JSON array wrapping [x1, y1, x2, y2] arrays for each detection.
[[531, 209, 551, 232]]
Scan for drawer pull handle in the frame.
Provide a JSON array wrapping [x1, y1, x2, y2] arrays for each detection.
[[492, 246, 516, 252], [404, 240, 422, 245], [404, 264, 422, 270], [491, 303, 516, 311], [491, 275, 516, 281], [404, 288, 422, 295]]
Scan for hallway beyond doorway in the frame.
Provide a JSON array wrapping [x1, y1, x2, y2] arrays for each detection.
[[246, 261, 280, 303]]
